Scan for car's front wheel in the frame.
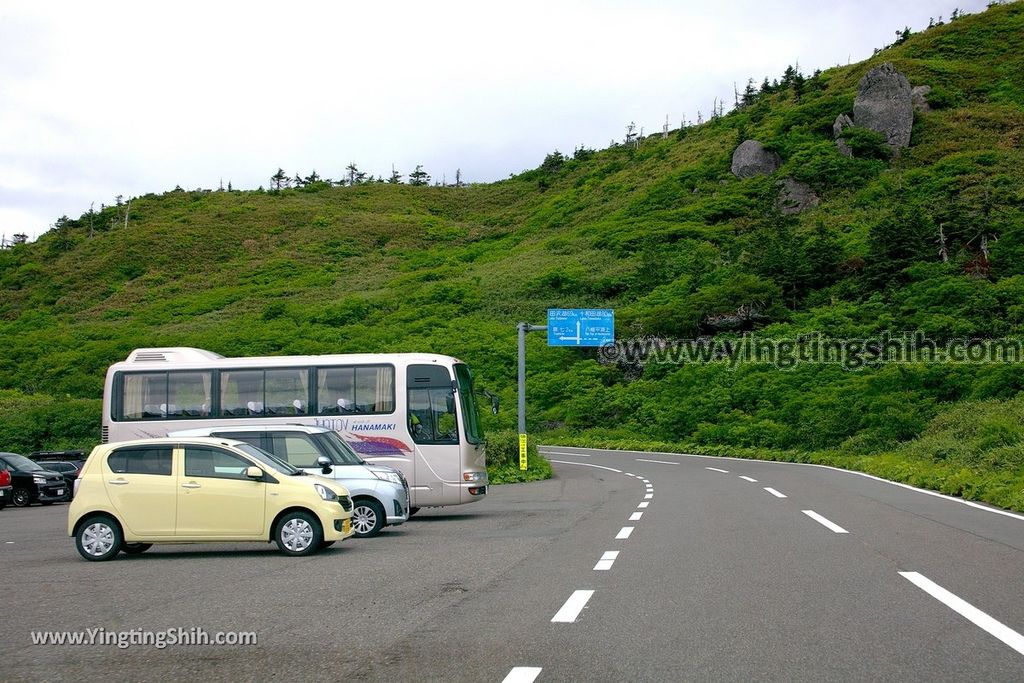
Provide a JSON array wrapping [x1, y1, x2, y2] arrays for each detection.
[[351, 498, 385, 538], [12, 488, 32, 507], [274, 511, 323, 556], [76, 516, 123, 561]]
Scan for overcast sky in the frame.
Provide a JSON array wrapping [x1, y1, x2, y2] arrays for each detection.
[[0, 0, 990, 240]]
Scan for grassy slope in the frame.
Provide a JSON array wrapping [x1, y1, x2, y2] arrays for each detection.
[[1, 3, 1024, 503]]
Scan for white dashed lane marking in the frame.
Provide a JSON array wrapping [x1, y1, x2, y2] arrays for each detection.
[[900, 572, 1024, 656], [739, 475, 758, 483], [616, 526, 634, 540], [764, 487, 787, 498], [552, 590, 595, 623], [629, 512, 643, 521], [705, 467, 729, 473], [502, 667, 542, 683], [802, 510, 849, 534], [593, 551, 620, 571]]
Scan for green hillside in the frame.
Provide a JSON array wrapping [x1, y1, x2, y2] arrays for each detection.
[[2, 3, 1024, 506]]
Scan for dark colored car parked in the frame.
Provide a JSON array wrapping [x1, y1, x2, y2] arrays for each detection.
[[30, 451, 85, 500], [0, 453, 69, 507], [39, 462, 81, 499]]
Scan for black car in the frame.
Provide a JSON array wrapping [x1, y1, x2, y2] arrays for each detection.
[[38, 462, 81, 499], [0, 453, 69, 507], [30, 451, 85, 499]]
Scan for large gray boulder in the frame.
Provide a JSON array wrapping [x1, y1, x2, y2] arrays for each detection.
[[853, 62, 913, 150], [731, 140, 782, 178], [833, 114, 854, 157], [912, 85, 932, 113], [776, 178, 820, 215]]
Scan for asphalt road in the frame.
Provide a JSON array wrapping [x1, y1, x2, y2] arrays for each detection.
[[1, 446, 1023, 682]]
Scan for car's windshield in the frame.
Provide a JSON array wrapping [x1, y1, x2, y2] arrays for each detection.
[[233, 443, 301, 475], [312, 432, 364, 465], [1, 453, 43, 471]]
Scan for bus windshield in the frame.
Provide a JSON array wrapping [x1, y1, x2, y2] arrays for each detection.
[[454, 364, 483, 445]]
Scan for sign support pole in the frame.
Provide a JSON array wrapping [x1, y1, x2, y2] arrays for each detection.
[[517, 322, 546, 470]]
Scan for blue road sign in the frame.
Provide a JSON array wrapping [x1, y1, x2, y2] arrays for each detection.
[[547, 309, 614, 347]]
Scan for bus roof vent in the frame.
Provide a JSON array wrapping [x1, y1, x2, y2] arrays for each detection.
[[126, 348, 225, 363]]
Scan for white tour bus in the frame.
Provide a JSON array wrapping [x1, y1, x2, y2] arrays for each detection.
[[102, 348, 488, 508]]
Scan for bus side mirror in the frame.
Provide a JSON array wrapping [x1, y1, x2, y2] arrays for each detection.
[[316, 456, 333, 474], [478, 388, 500, 414]]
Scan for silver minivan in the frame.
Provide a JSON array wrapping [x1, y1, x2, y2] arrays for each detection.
[[169, 425, 409, 537]]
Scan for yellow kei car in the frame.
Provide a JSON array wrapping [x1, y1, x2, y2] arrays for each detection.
[[68, 437, 354, 561]]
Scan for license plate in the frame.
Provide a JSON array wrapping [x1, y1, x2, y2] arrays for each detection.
[[343, 518, 351, 534], [56, 489, 65, 496]]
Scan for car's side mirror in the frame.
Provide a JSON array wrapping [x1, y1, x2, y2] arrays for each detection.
[[245, 466, 264, 480], [316, 455, 333, 475]]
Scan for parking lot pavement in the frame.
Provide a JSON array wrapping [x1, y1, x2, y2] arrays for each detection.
[[0, 466, 635, 683]]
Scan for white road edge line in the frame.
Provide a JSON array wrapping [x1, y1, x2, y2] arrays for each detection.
[[705, 467, 730, 473], [636, 458, 678, 465], [802, 510, 849, 534], [899, 571, 1024, 656], [502, 667, 543, 683], [764, 487, 787, 498], [543, 446, 1024, 523], [629, 511, 643, 521], [552, 590, 595, 623], [548, 460, 622, 474], [616, 526, 634, 539], [739, 475, 758, 482]]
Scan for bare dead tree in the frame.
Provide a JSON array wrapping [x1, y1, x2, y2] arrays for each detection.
[[625, 121, 638, 147]]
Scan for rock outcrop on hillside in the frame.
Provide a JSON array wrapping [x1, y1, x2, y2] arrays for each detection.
[[912, 85, 932, 113], [730, 140, 782, 178], [833, 114, 854, 157], [776, 178, 820, 215], [852, 62, 914, 150]]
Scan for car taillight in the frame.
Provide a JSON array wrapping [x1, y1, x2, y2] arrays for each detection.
[[0, 469, 9, 486]]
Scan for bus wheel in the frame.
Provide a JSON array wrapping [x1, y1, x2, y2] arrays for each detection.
[[351, 499, 385, 538]]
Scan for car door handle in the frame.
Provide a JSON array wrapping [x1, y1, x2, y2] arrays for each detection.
[[181, 482, 201, 489], [108, 478, 129, 485]]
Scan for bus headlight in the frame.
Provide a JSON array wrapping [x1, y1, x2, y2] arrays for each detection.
[[314, 484, 338, 501], [463, 471, 485, 482]]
